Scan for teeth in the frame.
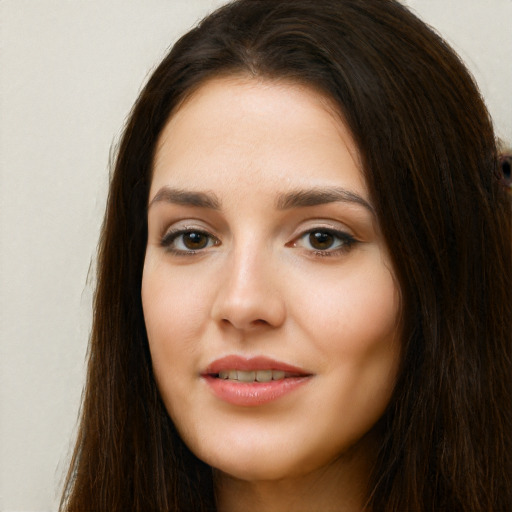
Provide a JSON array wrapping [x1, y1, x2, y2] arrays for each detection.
[[256, 370, 272, 382], [238, 370, 256, 382], [217, 370, 290, 382]]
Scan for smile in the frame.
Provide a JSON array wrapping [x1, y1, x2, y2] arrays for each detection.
[[216, 370, 298, 382], [202, 356, 313, 406]]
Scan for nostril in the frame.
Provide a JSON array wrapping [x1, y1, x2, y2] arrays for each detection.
[[219, 317, 271, 330], [252, 319, 270, 327], [222, 318, 267, 325]]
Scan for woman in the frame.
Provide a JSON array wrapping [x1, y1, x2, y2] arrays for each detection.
[[60, 0, 512, 510]]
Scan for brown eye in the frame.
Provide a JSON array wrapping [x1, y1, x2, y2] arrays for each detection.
[[182, 232, 209, 250], [309, 231, 335, 250], [161, 229, 218, 253], [293, 228, 357, 254]]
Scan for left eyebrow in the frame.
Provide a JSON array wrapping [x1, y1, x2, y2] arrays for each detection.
[[276, 187, 374, 214], [148, 187, 221, 210]]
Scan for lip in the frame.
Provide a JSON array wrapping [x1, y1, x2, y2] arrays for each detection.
[[201, 355, 313, 407], [204, 355, 310, 375]]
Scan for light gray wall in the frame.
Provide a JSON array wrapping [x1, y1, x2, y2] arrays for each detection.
[[1, 1, 510, 510]]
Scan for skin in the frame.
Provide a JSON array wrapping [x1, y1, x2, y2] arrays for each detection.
[[142, 76, 401, 512]]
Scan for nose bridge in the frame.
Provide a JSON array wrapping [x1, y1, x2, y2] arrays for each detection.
[[211, 234, 285, 330]]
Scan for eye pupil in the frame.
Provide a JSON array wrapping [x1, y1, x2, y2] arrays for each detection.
[[183, 232, 208, 249], [309, 231, 334, 250]]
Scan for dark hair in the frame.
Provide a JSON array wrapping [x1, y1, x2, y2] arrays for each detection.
[[61, 1, 512, 510]]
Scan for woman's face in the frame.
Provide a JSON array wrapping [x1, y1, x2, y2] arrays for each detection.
[[142, 77, 401, 481]]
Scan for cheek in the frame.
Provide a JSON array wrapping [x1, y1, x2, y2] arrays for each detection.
[[141, 261, 211, 404], [142, 260, 209, 345], [291, 256, 401, 418], [305, 265, 400, 445], [294, 259, 400, 354]]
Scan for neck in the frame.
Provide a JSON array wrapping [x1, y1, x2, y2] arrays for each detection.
[[214, 436, 375, 512]]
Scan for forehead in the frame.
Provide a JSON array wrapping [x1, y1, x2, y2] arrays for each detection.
[[151, 76, 366, 200]]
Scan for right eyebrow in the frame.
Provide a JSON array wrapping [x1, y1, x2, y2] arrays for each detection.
[[148, 187, 221, 210], [276, 187, 374, 215]]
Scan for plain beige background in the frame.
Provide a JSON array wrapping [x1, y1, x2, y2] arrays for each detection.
[[1, 1, 511, 510]]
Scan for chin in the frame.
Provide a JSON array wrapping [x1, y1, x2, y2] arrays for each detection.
[[192, 435, 346, 483], [188, 433, 307, 482], [210, 454, 305, 482]]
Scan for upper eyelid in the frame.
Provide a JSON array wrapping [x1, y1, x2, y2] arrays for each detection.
[[293, 227, 357, 244], [159, 224, 356, 239], [163, 225, 211, 234], [160, 221, 217, 237], [292, 220, 357, 238], [152, 209, 359, 230], [297, 226, 354, 236], [161, 227, 217, 242]]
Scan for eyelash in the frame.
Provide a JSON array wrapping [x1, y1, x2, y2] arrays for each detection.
[[160, 228, 219, 255], [160, 227, 358, 256], [292, 228, 357, 256]]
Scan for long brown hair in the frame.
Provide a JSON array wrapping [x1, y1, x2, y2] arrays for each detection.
[[61, 1, 512, 510]]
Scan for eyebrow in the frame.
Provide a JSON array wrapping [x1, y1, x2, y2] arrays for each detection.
[[148, 185, 374, 214], [276, 187, 374, 214], [148, 187, 221, 210]]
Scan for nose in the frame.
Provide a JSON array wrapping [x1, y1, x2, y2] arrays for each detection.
[[210, 246, 286, 331]]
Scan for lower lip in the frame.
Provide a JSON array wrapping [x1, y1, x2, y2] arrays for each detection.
[[203, 375, 311, 407]]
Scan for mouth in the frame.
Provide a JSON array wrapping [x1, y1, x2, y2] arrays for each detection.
[[201, 356, 313, 406], [213, 369, 302, 382]]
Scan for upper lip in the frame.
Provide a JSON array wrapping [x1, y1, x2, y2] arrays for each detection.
[[202, 355, 312, 376]]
